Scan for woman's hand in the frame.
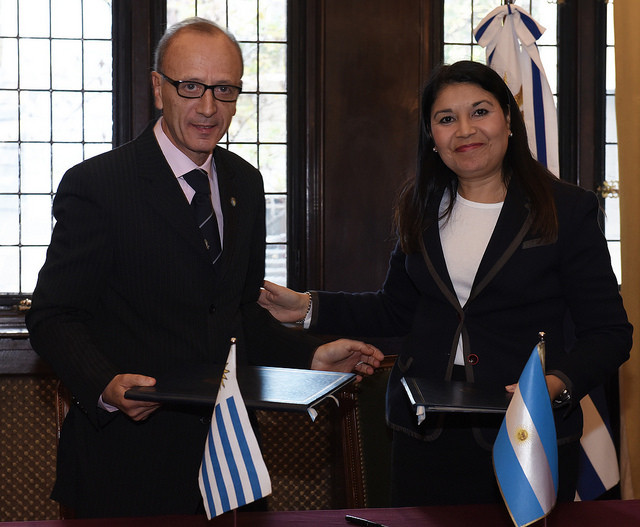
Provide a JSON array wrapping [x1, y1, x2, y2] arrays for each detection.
[[505, 374, 567, 401], [259, 280, 310, 323]]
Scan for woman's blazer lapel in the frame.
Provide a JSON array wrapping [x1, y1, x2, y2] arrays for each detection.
[[422, 219, 460, 310], [470, 180, 533, 303], [420, 182, 533, 308]]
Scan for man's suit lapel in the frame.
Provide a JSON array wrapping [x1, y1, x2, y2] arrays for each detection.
[[134, 123, 211, 259], [213, 147, 240, 282]]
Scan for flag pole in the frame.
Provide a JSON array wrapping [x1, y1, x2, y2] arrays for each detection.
[[537, 331, 546, 374]]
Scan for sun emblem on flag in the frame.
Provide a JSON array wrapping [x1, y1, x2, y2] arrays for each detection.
[[220, 363, 230, 387], [515, 426, 529, 443]]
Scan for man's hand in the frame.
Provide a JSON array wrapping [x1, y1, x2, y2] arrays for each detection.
[[259, 280, 309, 323], [311, 339, 384, 382], [102, 373, 161, 421]]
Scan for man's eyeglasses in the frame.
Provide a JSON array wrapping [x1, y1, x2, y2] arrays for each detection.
[[158, 72, 242, 102]]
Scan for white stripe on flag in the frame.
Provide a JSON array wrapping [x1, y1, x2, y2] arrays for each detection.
[[221, 395, 268, 502], [474, 4, 559, 176], [493, 345, 558, 526], [506, 385, 557, 513], [201, 424, 230, 515], [214, 398, 247, 510], [198, 341, 272, 519], [579, 394, 620, 491]]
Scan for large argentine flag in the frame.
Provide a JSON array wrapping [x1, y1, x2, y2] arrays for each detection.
[[493, 344, 558, 527], [198, 339, 272, 519], [474, 4, 559, 176]]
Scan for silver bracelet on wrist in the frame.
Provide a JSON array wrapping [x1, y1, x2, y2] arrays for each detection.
[[296, 292, 312, 325]]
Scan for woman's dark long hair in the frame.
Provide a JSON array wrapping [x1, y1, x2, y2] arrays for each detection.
[[394, 60, 558, 253]]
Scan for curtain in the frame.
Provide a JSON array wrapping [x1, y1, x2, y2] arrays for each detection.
[[614, 0, 640, 500]]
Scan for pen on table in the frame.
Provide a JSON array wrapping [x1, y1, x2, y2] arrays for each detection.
[[345, 514, 389, 527]]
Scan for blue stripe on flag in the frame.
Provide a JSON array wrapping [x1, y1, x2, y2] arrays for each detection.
[[206, 411, 231, 514], [494, 346, 558, 525], [576, 446, 607, 500], [494, 421, 545, 526], [474, 17, 492, 42], [529, 60, 548, 167], [226, 396, 264, 500], [198, 342, 272, 519], [519, 12, 543, 40], [519, 355, 558, 480], [200, 461, 216, 515], [215, 400, 247, 507]]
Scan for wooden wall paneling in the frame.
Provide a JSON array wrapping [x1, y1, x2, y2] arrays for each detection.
[[297, 1, 439, 292], [288, 0, 324, 292], [557, 0, 607, 192], [113, 0, 166, 146]]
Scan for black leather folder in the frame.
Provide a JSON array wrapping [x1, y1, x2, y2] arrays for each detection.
[[125, 364, 355, 412], [401, 376, 512, 414]]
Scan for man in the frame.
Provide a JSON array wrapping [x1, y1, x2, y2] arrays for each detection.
[[26, 17, 382, 518]]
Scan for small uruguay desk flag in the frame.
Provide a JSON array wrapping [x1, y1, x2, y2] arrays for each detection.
[[575, 387, 620, 500], [493, 344, 558, 527], [474, 3, 559, 176], [198, 338, 272, 519]]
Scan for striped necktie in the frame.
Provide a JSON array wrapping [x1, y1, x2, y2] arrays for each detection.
[[182, 169, 222, 264]]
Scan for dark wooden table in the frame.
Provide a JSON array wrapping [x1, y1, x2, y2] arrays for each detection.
[[2, 500, 640, 527]]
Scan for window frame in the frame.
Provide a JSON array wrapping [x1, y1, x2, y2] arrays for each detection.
[[1, 0, 612, 304], [557, 0, 608, 200], [112, 1, 166, 147], [1, 0, 165, 308]]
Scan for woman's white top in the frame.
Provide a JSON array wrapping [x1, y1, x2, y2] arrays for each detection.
[[439, 191, 504, 366]]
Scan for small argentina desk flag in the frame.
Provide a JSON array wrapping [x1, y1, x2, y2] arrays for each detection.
[[493, 342, 558, 527], [198, 338, 272, 519]]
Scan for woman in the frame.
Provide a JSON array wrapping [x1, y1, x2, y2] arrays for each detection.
[[259, 61, 632, 506]]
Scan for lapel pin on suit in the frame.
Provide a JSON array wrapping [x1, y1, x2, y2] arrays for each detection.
[[230, 197, 237, 207]]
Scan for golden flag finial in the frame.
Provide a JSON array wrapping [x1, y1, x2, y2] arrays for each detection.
[[537, 331, 546, 373]]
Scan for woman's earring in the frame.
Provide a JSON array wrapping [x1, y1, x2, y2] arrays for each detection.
[[433, 146, 438, 153], [508, 131, 513, 137]]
